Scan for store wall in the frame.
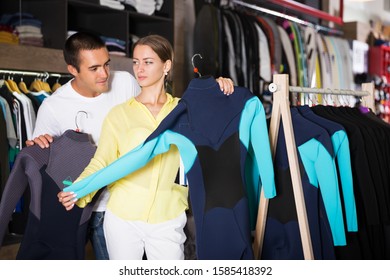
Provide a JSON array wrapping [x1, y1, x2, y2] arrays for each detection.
[[343, 0, 390, 24]]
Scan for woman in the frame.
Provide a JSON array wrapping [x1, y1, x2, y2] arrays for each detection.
[[58, 34, 234, 260]]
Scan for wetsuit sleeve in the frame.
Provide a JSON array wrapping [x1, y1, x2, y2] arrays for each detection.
[[64, 131, 197, 203], [0, 154, 32, 246], [240, 97, 276, 199], [332, 130, 357, 232], [299, 139, 346, 246]]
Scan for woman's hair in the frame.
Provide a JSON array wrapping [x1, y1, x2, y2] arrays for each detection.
[[133, 35, 174, 91], [64, 32, 106, 72]]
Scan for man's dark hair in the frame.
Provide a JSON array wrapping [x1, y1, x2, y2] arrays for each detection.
[[63, 32, 106, 72]]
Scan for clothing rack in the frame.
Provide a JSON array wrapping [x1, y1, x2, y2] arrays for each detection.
[[253, 74, 375, 260], [0, 69, 73, 80], [231, 0, 343, 36], [265, 0, 343, 25]]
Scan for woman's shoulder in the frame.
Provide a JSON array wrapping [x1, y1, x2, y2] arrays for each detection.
[[166, 93, 181, 105], [108, 97, 137, 115]]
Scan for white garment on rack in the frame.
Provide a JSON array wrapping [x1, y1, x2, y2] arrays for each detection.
[[123, 0, 156, 15], [12, 92, 36, 140], [0, 95, 17, 148], [278, 26, 297, 87], [156, 0, 164, 11], [100, 0, 125, 10], [254, 23, 271, 83]]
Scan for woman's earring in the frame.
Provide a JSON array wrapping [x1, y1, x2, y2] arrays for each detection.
[[164, 71, 168, 76]]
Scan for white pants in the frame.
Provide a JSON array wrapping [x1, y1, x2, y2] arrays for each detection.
[[103, 210, 187, 260]]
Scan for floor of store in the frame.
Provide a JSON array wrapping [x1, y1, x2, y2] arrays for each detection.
[[0, 237, 96, 260]]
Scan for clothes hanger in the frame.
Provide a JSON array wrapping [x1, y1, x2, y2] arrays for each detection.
[[29, 74, 43, 92], [18, 75, 30, 94], [305, 92, 318, 107], [3, 79, 14, 93], [191, 53, 203, 78], [6, 74, 22, 94], [51, 76, 62, 92], [41, 72, 52, 93], [75, 110, 88, 132]]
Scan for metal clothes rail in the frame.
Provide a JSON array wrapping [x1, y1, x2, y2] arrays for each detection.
[[231, 0, 343, 35], [0, 69, 73, 79]]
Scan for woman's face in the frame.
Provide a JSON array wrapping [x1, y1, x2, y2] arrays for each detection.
[[132, 44, 170, 88]]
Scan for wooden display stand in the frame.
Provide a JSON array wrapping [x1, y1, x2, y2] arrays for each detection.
[[253, 74, 375, 260]]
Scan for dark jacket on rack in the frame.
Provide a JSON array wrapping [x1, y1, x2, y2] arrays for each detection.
[[262, 108, 345, 260], [0, 130, 97, 259], [298, 105, 357, 233], [311, 106, 390, 259]]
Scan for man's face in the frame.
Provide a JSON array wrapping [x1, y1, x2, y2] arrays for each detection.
[[69, 47, 111, 97]]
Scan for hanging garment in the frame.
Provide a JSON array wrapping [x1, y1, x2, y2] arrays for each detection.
[[255, 16, 275, 75], [64, 77, 276, 260], [0, 130, 97, 259], [239, 14, 259, 95], [283, 21, 307, 88], [221, 9, 245, 86], [304, 26, 317, 88], [221, 11, 238, 84], [298, 105, 358, 232], [0, 84, 27, 149], [261, 17, 282, 75], [193, 4, 221, 77], [262, 108, 346, 260], [311, 106, 383, 259], [0, 84, 28, 233], [0, 106, 9, 199], [278, 25, 297, 86]]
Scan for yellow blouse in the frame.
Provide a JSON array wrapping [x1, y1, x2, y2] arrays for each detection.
[[76, 94, 188, 223]]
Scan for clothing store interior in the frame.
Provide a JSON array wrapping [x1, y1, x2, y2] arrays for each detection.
[[1, 0, 390, 260]]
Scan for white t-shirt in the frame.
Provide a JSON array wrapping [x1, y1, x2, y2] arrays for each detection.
[[33, 70, 141, 211]]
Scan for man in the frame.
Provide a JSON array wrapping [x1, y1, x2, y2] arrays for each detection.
[[26, 32, 141, 260], [28, 31, 234, 259]]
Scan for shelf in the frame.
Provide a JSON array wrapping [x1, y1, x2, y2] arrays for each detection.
[[69, 0, 172, 21], [0, 0, 172, 80], [0, 0, 174, 54], [68, 0, 128, 14], [0, 44, 68, 73], [0, 43, 134, 74]]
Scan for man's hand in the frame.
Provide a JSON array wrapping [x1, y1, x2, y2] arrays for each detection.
[[216, 77, 235, 95], [25, 134, 53, 148], [57, 191, 78, 211]]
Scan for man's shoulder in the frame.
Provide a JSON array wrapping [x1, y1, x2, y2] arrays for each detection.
[[49, 80, 71, 96], [109, 70, 139, 99], [39, 81, 76, 109], [41, 81, 70, 102]]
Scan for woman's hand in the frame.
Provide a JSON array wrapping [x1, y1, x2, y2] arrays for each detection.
[[57, 191, 78, 211], [216, 77, 235, 95]]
